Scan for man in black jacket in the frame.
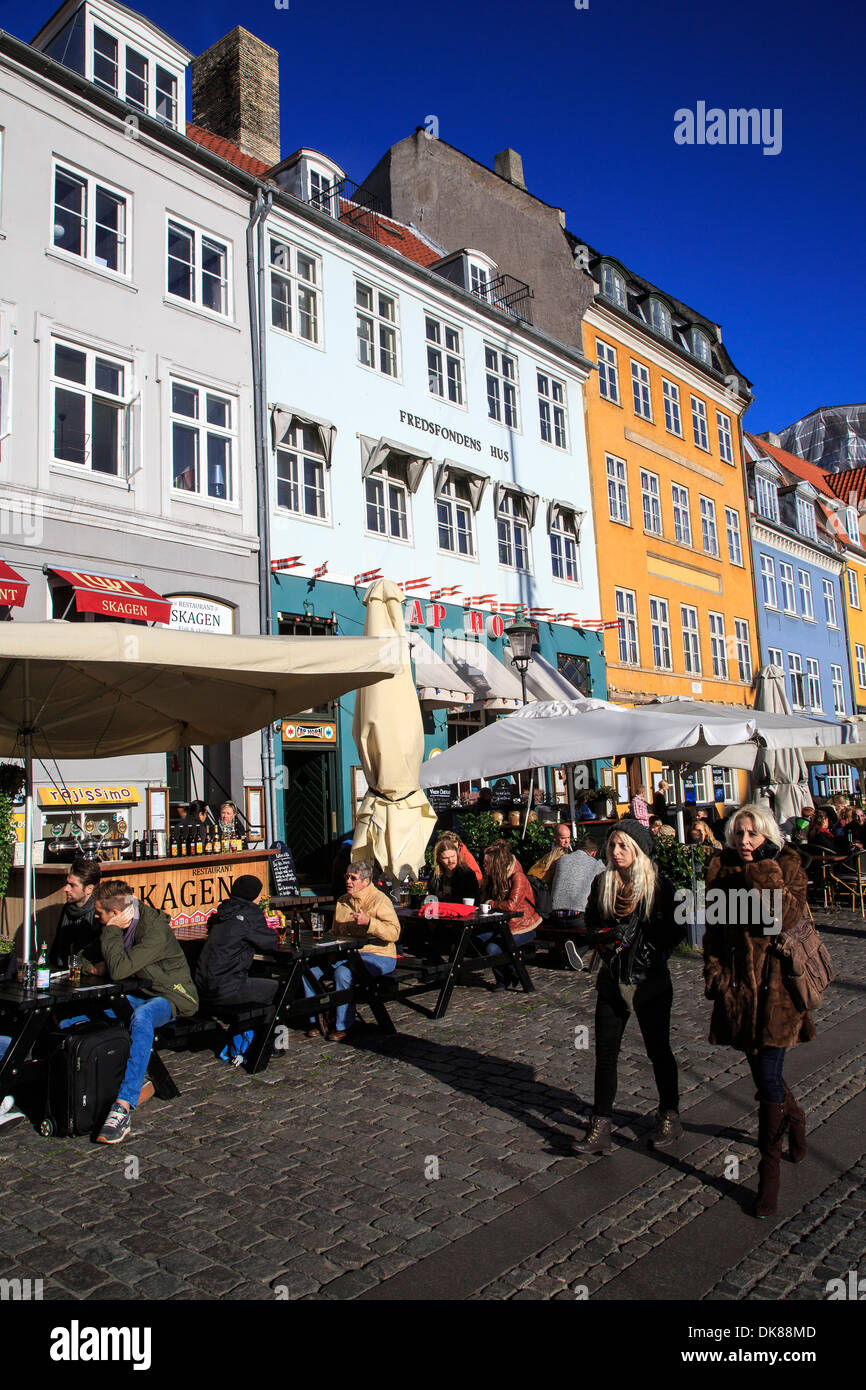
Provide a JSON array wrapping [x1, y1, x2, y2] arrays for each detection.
[[49, 858, 103, 968], [195, 876, 279, 1011]]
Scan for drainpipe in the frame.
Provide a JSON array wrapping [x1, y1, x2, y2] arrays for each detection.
[[246, 188, 277, 841]]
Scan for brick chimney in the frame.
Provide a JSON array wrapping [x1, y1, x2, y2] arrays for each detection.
[[192, 28, 280, 167], [494, 148, 526, 190]]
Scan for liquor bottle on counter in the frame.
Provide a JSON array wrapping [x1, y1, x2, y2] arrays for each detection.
[[36, 945, 50, 991], [151, 832, 159, 858], [195, 828, 204, 855], [131, 832, 140, 861], [180, 828, 189, 856], [205, 831, 213, 855], [170, 829, 178, 857]]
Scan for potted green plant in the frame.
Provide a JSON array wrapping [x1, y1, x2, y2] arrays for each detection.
[[0, 764, 25, 959]]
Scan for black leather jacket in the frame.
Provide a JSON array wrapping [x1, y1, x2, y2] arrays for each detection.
[[584, 871, 683, 988], [195, 896, 277, 1003]]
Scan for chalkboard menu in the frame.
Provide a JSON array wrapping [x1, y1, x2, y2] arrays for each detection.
[[270, 847, 299, 897], [426, 786, 453, 815], [491, 779, 515, 809]]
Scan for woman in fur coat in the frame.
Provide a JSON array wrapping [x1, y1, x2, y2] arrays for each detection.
[[703, 803, 812, 1218]]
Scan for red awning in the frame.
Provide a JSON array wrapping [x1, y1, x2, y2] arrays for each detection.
[[47, 568, 172, 624], [0, 560, 29, 608]]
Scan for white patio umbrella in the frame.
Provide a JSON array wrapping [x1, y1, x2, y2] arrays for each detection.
[[749, 667, 814, 821], [420, 695, 847, 788], [0, 621, 400, 957], [351, 580, 438, 881]]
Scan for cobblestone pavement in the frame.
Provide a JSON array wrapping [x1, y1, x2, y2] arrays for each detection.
[[0, 908, 863, 1303]]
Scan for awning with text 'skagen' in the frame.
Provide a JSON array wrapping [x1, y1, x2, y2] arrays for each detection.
[[0, 559, 28, 607], [46, 568, 172, 624]]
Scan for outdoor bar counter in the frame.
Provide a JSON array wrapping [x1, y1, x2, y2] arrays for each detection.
[[2, 849, 276, 945]]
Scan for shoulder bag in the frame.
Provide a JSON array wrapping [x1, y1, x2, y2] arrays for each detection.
[[775, 916, 834, 1012]]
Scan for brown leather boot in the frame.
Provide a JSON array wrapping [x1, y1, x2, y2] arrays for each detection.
[[575, 1115, 613, 1154], [649, 1108, 683, 1149], [755, 1101, 787, 1218], [783, 1082, 807, 1163]]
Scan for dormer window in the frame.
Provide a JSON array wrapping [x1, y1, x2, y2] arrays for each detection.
[[649, 299, 672, 339], [796, 495, 817, 541], [600, 264, 626, 309], [691, 328, 712, 364], [846, 506, 860, 543], [755, 473, 779, 523], [308, 163, 342, 216], [466, 252, 498, 304]]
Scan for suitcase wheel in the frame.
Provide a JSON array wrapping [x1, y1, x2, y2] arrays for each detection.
[[39, 1119, 55, 1137]]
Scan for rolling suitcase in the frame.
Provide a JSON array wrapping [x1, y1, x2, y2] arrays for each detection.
[[41, 1021, 131, 1138]]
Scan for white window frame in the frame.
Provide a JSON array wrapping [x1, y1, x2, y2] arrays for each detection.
[[734, 619, 752, 683], [166, 217, 231, 318], [662, 379, 682, 436], [805, 657, 822, 712], [788, 653, 806, 708], [600, 264, 626, 308], [355, 278, 400, 379], [796, 495, 817, 541], [597, 340, 619, 404], [761, 554, 777, 608], [857, 645, 866, 689], [51, 159, 129, 277], [51, 338, 133, 480], [615, 588, 639, 665], [365, 461, 411, 542], [831, 664, 846, 715], [649, 596, 672, 670], [848, 569, 861, 610], [485, 344, 520, 429], [700, 495, 718, 556], [649, 299, 671, 339], [717, 411, 734, 463], [709, 612, 727, 678], [497, 490, 532, 572], [549, 507, 581, 584], [768, 647, 783, 668], [846, 506, 860, 543], [691, 328, 711, 364], [276, 422, 328, 521], [721, 768, 739, 802], [691, 395, 710, 451], [681, 604, 701, 675], [606, 454, 629, 525], [89, 21, 181, 129], [779, 561, 796, 613], [426, 314, 465, 406], [798, 569, 814, 620], [436, 474, 475, 558], [825, 765, 855, 796], [270, 236, 322, 346], [640, 469, 662, 535], [537, 371, 568, 449], [671, 483, 691, 545], [755, 473, 779, 522], [823, 579, 838, 626], [631, 360, 652, 421], [725, 507, 743, 565], [169, 378, 235, 503]]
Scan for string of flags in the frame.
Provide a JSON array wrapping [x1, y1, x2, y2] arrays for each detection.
[[312, 561, 329, 580], [270, 556, 304, 573], [353, 567, 383, 586], [396, 576, 432, 593]]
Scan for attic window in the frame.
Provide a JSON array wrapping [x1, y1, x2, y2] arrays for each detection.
[[600, 264, 626, 308], [691, 328, 712, 364], [650, 299, 672, 339]]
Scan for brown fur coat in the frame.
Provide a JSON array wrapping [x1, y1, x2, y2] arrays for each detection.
[[703, 846, 815, 1053]]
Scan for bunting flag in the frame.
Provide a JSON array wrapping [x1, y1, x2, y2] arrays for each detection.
[[463, 593, 498, 609], [271, 556, 304, 573], [398, 577, 432, 592], [312, 561, 329, 580], [529, 608, 555, 620], [354, 568, 383, 586], [430, 585, 462, 600]]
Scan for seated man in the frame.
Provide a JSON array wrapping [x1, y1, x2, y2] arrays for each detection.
[[195, 874, 279, 1014], [48, 857, 103, 969], [529, 822, 573, 885], [92, 878, 199, 1144], [303, 860, 400, 1042], [550, 833, 605, 968]]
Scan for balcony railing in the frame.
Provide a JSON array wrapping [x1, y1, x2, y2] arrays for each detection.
[[305, 175, 385, 245], [471, 273, 534, 325]]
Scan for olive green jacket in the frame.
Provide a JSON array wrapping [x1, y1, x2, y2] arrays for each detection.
[[100, 900, 199, 1018]]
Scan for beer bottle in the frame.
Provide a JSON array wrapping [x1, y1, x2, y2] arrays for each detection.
[[151, 831, 159, 858], [132, 831, 140, 860], [171, 829, 178, 857], [195, 828, 204, 854], [181, 828, 189, 857]]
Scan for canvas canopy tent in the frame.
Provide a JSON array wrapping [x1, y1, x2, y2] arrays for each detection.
[[0, 621, 400, 956], [419, 695, 847, 788]]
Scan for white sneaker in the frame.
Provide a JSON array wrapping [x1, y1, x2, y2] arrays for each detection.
[[0, 1095, 24, 1126], [563, 939, 584, 971]]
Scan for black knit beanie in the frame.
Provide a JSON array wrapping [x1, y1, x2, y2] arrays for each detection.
[[608, 818, 655, 859], [232, 875, 263, 902]]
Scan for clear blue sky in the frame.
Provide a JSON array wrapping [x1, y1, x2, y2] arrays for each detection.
[[7, 0, 864, 432]]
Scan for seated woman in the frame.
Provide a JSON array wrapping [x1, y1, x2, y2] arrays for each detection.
[[688, 821, 722, 852], [428, 837, 479, 904], [808, 809, 840, 856], [194, 875, 279, 1029], [437, 830, 482, 884], [303, 861, 400, 1042], [477, 840, 541, 990]]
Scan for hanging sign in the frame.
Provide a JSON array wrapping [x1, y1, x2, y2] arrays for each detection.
[[38, 786, 142, 807], [281, 721, 338, 746]]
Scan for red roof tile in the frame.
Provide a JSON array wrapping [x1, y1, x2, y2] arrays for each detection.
[[746, 433, 836, 497], [824, 466, 866, 506], [185, 123, 270, 177]]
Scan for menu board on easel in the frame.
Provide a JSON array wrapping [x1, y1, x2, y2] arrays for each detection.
[[270, 847, 299, 898]]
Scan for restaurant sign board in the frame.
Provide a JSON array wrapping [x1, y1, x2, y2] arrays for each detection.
[[168, 595, 235, 634], [281, 721, 337, 747], [38, 786, 142, 807]]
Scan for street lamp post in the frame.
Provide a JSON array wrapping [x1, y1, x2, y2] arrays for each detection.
[[504, 616, 538, 706]]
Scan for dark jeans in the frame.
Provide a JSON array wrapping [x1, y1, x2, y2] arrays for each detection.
[[476, 928, 535, 986], [593, 972, 679, 1117], [748, 1047, 786, 1104]]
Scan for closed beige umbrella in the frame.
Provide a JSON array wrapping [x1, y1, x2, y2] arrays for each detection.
[[352, 580, 437, 881]]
